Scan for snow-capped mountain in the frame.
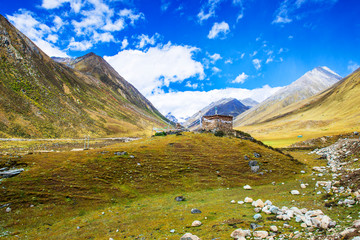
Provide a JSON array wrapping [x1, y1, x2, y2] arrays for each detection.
[[184, 98, 249, 129], [234, 66, 342, 127], [165, 112, 178, 123]]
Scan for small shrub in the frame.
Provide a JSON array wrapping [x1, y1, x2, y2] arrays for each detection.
[[214, 131, 225, 137], [154, 131, 167, 136]]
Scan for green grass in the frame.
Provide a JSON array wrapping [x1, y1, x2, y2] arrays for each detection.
[[0, 133, 358, 239]]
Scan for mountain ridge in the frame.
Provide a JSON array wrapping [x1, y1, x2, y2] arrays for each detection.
[[0, 14, 167, 138]]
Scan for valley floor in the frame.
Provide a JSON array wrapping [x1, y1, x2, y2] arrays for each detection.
[[0, 132, 359, 239]]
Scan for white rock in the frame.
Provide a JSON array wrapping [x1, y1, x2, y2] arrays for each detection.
[[300, 184, 306, 189], [301, 223, 307, 228], [230, 228, 251, 238], [5, 207, 11, 213], [264, 200, 272, 205], [237, 201, 244, 204], [353, 219, 360, 228], [243, 185, 252, 190], [270, 225, 278, 232], [191, 220, 202, 227], [244, 197, 253, 203], [252, 199, 265, 208], [253, 231, 269, 239], [230, 200, 236, 204], [180, 233, 200, 240], [320, 215, 331, 229], [339, 228, 357, 237], [291, 190, 300, 195]]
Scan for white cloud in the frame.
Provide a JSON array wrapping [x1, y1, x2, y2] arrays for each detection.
[[252, 59, 261, 70], [208, 21, 230, 39], [136, 34, 159, 49], [240, 53, 245, 59], [119, 9, 144, 25], [46, 34, 58, 43], [288, 35, 294, 39], [7, 10, 68, 57], [348, 61, 360, 72], [250, 51, 257, 57], [121, 38, 129, 49], [41, 0, 82, 12], [197, 0, 223, 23], [266, 56, 274, 64], [209, 53, 222, 63], [225, 59, 233, 64], [161, 0, 170, 11], [102, 18, 125, 32], [93, 31, 115, 43], [232, 72, 248, 84], [104, 43, 205, 96], [273, 0, 338, 24], [186, 81, 199, 89], [212, 66, 221, 73], [148, 85, 283, 121], [68, 37, 93, 51]]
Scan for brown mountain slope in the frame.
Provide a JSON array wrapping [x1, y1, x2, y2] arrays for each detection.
[[0, 14, 167, 138], [236, 68, 360, 143]]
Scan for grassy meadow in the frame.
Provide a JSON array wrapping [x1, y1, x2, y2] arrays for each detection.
[[0, 132, 359, 239]]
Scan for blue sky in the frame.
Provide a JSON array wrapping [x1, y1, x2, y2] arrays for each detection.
[[2, 0, 360, 120]]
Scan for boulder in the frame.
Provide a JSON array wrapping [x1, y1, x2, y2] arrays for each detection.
[[0, 168, 24, 178], [191, 208, 202, 214], [252, 199, 265, 208], [244, 197, 253, 203], [253, 231, 269, 239], [253, 152, 261, 158], [175, 196, 186, 202], [191, 220, 202, 227], [291, 190, 300, 195], [248, 160, 258, 166], [300, 184, 306, 189], [253, 213, 262, 220], [180, 233, 200, 240], [230, 228, 250, 238], [320, 215, 331, 229], [251, 165, 260, 173], [270, 225, 278, 232], [243, 185, 252, 190]]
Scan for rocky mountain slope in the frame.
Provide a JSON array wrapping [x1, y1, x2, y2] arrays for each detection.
[[236, 68, 360, 141], [234, 67, 342, 127], [183, 98, 249, 129], [0, 14, 167, 138]]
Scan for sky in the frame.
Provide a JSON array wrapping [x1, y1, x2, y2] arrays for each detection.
[[2, 0, 360, 121]]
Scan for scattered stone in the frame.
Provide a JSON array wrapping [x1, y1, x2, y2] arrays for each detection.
[[0, 168, 24, 178], [244, 197, 253, 203], [170, 229, 175, 233], [248, 160, 258, 166], [250, 223, 262, 230], [253, 152, 261, 158], [264, 200, 272, 206], [253, 231, 269, 239], [180, 233, 200, 240], [191, 208, 202, 214], [191, 220, 202, 227], [251, 165, 260, 173], [254, 213, 262, 220], [300, 184, 306, 189], [5, 207, 11, 213], [175, 196, 186, 202], [230, 200, 236, 204], [301, 223, 307, 228], [244, 155, 249, 160], [270, 225, 278, 232], [243, 185, 252, 190], [252, 199, 265, 208], [230, 228, 250, 238], [291, 190, 300, 195], [237, 201, 244, 204], [114, 151, 127, 155]]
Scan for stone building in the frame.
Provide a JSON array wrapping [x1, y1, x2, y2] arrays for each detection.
[[201, 115, 233, 132]]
